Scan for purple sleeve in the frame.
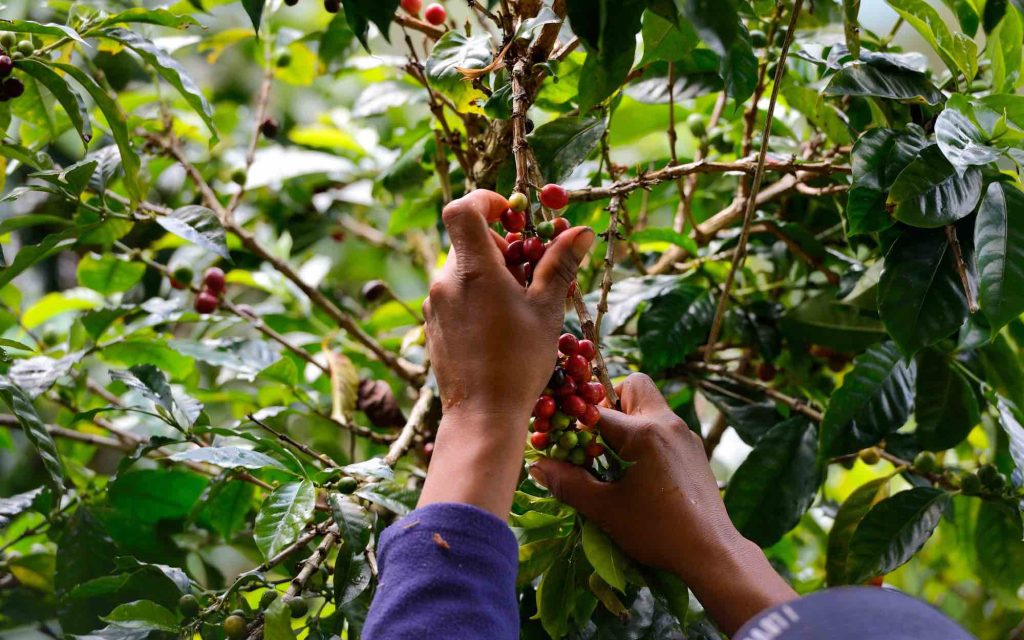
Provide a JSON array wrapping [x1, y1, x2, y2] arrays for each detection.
[[734, 586, 975, 640], [363, 502, 519, 640]]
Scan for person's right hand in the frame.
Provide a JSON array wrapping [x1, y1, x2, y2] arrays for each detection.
[[529, 373, 796, 633]]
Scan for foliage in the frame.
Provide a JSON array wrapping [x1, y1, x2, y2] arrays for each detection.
[[0, 0, 1023, 638]]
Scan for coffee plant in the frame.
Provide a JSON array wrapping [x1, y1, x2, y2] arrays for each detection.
[[0, 0, 1023, 638]]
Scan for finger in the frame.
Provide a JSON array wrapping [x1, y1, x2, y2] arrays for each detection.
[[595, 406, 637, 451], [528, 227, 595, 304], [616, 373, 668, 417], [490, 228, 510, 254], [441, 191, 509, 275], [530, 459, 611, 520]]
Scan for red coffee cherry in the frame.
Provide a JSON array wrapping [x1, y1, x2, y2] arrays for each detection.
[[530, 431, 551, 449], [500, 208, 526, 233], [579, 381, 605, 405], [203, 267, 226, 294], [552, 376, 576, 397], [401, 0, 422, 14], [558, 333, 579, 355], [551, 217, 570, 237], [579, 404, 600, 427], [532, 417, 551, 433], [508, 263, 528, 287], [563, 354, 590, 381], [505, 232, 522, 244], [534, 395, 556, 419], [523, 236, 545, 263], [756, 362, 777, 382], [424, 3, 447, 25], [195, 291, 219, 314], [560, 394, 587, 417], [539, 184, 569, 210], [585, 442, 605, 458], [0, 56, 12, 78], [504, 239, 525, 266], [577, 339, 596, 361]]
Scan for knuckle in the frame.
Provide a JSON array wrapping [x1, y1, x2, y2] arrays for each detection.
[[427, 281, 449, 301], [552, 254, 578, 285]]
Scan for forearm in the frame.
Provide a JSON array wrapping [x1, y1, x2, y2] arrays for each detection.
[[418, 410, 530, 518]]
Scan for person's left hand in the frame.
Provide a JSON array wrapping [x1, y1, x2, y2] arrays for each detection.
[[418, 190, 594, 517]]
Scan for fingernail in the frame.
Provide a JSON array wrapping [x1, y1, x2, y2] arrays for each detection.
[[573, 228, 595, 260], [528, 464, 547, 488]]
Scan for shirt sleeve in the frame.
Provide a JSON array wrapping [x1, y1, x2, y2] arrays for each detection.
[[734, 586, 976, 640], [362, 502, 520, 640]]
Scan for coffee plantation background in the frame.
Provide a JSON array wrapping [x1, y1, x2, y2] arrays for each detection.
[[0, 0, 1023, 638]]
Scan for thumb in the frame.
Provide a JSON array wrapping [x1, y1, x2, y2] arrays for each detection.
[[530, 458, 611, 520], [441, 191, 509, 275], [529, 227, 595, 303]]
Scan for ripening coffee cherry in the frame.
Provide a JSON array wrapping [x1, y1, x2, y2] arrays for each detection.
[[505, 232, 522, 244], [579, 404, 600, 427], [504, 239, 525, 266], [0, 56, 12, 78], [539, 184, 569, 210], [424, 3, 447, 25], [532, 417, 551, 433], [912, 451, 937, 474], [288, 598, 308, 618], [204, 267, 226, 294], [523, 236, 545, 264], [558, 333, 579, 355], [756, 362, 777, 382], [508, 192, 529, 212], [179, 594, 200, 617], [230, 167, 247, 186], [537, 220, 555, 240], [401, 0, 422, 13], [568, 447, 587, 465], [579, 381, 604, 405], [585, 441, 605, 458], [857, 448, 880, 465], [534, 395, 556, 419], [551, 217, 570, 237], [195, 291, 219, 314], [530, 431, 551, 449], [337, 476, 358, 494], [259, 590, 278, 610], [324, 0, 341, 12], [564, 354, 590, 381], [560, 394, 587, 418], [2, 77, 23, 99], [361, 279, 389, 302], [686, 113, 706, 138], [577, 339, 596, 361], [500, 208, 526, 233], [551, 411, 571, 430], [224, 615, 247, 640], [260, 117, 279, 138]]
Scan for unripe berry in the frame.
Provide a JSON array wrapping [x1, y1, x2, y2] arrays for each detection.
[[508, 192, 529, 212], [505, 232, 522, 244], [534, 395, 556, 419], [568, 447, 587, 465], [579, 404, 600, 427], [579, 381, 605, 405], [275, 50, 292, 68], [539, 184, 569, 210], [530, 432, 551, 449], [179, 594, 200, 617], [0, 56, 12, 78], [195, 291, 219, 314], [960, 472, 982, 495], [537, 220, 555, 240], [550, 444, 570, 461], [585, 441, 605, 458], [172, 266, 194, 287], [0, 33, 14, 50], [551, 217, 570, 237], [204, 267, 226, 294], [532, 417, 551, 433], [500, 208, 526, 233], [224, 615, 247, 640], [857, 448, 880, 465], [558, 333, 579, 355], [577, 339, 596, 361], [564, 354, 590, 381], [424, 3, 447, 25], [16, 41, 33, 57], [756, 362, 777, 382], [523, 236, 545, 263], [288, 598, 308, 618], [685, 113, 706, 138], [558, 431, 578, 449], [560, 394, 587, 418], [912, 451, 937, 473], [337, 476, 358, 494], [401, 0, 421, 13], [259, 590, 278, 610], [551, 411, 571, 430], [230, 167, 247, 186], [504, 239, 525, 266], [361, 279, 389, 302]]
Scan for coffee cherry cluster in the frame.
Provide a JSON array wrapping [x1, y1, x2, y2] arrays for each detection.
[[500, 185, 570, 287], [529, 333, 607, 466], [194, 267, 225, 314], [0, 33, 26, 103]]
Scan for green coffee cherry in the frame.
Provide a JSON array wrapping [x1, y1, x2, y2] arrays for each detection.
[[337, 476, 358, 494], [749, 29, 768, 48], [537, 220, 555, 240], [912, 451, 937, 474], [223, 615, 247, 640], [857, 448, 881, 465], [978, 464, 1000, 486], [551, 412, 571, 430], [230, 168, 247, 186], [558, 431, 578, 449], [550, 444, 570, 461], [568, 447, 587, 465], [172, 266, 194, 285], [0, 33, 16, 50], [259, 590, 278, 610], [178, 594, 200, 617], [275, 50, 292, 68], [960, 473, 983, 495], [16, 40, 33, 56], [685, 113, 706, 138], [288, 598, 308, 618]]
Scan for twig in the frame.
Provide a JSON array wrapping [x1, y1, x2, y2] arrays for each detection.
[[393, 13, 445, 39], [385, 383, 435, 466], [703, 0, 805, 363], [945, 225, 977, 313], [750, 221, 840, 286], [571, 290, 619, 408], [248, 413, 339, 468], [688, 362, 824, 422], [510, 58, 535, 230], [594, 197, 624, 337], [226, 68, 273, 216]]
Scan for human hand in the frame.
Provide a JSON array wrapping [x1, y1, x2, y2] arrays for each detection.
[[529, 373, 796, 633], [418, 190, 594, 517]]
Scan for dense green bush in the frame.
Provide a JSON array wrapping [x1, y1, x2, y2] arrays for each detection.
[[0, 0, 1022, 638]]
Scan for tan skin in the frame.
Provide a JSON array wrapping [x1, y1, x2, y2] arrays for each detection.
[[419, 190, 796, 634]]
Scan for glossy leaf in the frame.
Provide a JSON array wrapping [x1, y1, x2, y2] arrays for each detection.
[[638, 286, 716, 371], [581, 519, 632, 592], [935, 97, 1003, 172], [15, 59, 92, 144], [254, 481, 316, 560], [780, 293, 886, 352], [914, 349, 979, 450], [824, 60, 944, 104], [724, 418, 821, 548], [819, 341, 917, 457], [155, 206, 230, 260], [885, 0, 978, 81], [0, 377, 64, 497], [424, 31, 492, 114], [680, 0, 757, 101], [846, 487, 950, 583], [341, 0, 401, 49], [995, 397, 1024, 479], [975, 182, 1024, 332], [168, 446, 286, 470], [888, 146, 983, 228], [529, 116, 607, 185], [826, 476, 891, 586], [0, 487, 43, 528], [975, 500, 1024, 595], [76, 253, 145, 295], [989, 7, 1023, 92]]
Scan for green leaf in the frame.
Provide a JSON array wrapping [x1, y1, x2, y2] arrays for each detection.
[[49, 62, 143, 202], [199, 479, 255, 541], [0, 487, 43, 528], [639, 9, 697, 65], [15, 59, 92, 144], [97, 8, 202, 29], [975, 182, 1024, 332], [537, 540, 578, 639], [989, 7, 1023, 92], [845, 187, 892, 236], [241, 0, 264, 32], [528, 116, 607, 185], [424, 31, 492, 115], [825, 476, 891, 586], [566, 0, 647, 110], [914, 349, 980, 450], [100, 600, 178, 632], [643, 568, 689, 627], [935, 97, 1003, 172], [638, 286, 715, 371], [581, 520, 632, 592], [0, 19, 86, 44], [77, 253, 145, 295], [887, 146, 983, 228], [254, 481, 316, 560], [629, 227, 699, 256], [263, 596, 296, 640], [878, 229, 970, 355], [329, 493, 372, 558], [354, 480, 417, 515], [846, 487, 950, 583], [824, 60, 944, 104], [851, 127, 929, 191], [700, 378, 782, 445], [680, 0, 757, 101], [0, 378, 64, 497], [940, 0, 980, 36], [341, 0, 401, 49], [0, 226, 86, 289], [780, 293, 886, 352], [333, 553, 372, 607], [885, 0, 978, 81], [723, 417, 821, 548], [103, 341, 195, 381], [9, 354, 79, 397], [100, 29, 218, 143], [995, 397, 1024, 480], [168, 446, 287, 470], [380, 135, 432, 193], [976, 500, 1024, 596], [109, 365, 175, 414], [155, 206, 230, 260], [819, 341, 917, 457], [108, 469, 207, 523]]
